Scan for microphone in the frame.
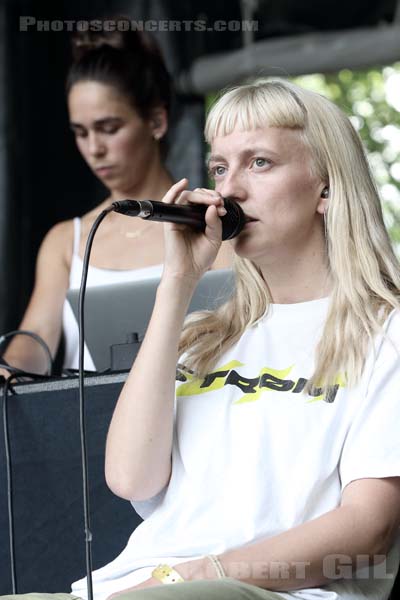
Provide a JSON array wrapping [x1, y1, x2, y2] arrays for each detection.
[[111, 197, 246, 240]]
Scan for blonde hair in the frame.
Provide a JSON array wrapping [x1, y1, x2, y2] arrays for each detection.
[[179, 79, 400, 393]]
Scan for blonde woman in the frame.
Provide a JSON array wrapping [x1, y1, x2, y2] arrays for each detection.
[[6, 80, 400, 600]]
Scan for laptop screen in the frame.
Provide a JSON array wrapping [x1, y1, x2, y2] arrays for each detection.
[[66, 269, 235, 372]]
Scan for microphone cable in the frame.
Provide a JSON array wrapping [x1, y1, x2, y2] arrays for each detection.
[[77, 205, 115, 600], [76, 198, 236, 600]]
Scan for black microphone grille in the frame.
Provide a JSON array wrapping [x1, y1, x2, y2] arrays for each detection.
[[221, 198, 246, 240]]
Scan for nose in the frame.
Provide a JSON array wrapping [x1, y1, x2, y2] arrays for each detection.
[[88, 131, 106, 158], [216, 168, 247, 204]]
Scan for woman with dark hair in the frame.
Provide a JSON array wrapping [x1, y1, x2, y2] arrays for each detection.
[[1, 26, 231, 374]]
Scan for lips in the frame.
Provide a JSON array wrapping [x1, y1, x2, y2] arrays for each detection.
[[95, 165, 114, 173]]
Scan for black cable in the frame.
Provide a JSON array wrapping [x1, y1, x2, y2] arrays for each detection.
[[0, 330, 53, 376], [2, 373, 18, 593], [0, 362, 29, 378], [0, 363, 49, 382], [78, 205, 114, 600], [1, 368, 53, 593]]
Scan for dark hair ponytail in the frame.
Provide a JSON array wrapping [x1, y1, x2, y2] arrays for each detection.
[[66, 22, 172, 120]]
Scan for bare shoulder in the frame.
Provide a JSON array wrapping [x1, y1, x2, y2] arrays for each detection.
[[37, 219, 75, 270]]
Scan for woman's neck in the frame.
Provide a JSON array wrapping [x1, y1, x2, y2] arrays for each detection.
[[257, 232, 332, 304], [111, 165, 173, 203]]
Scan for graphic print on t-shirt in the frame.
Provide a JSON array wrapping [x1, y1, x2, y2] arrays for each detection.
[[176, 360, 344, 404]]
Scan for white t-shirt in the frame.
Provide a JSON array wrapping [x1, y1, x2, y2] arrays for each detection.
[[71, 296, 400, 600]]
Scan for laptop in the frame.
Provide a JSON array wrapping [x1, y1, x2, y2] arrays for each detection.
[[66, 269, 235, 372]]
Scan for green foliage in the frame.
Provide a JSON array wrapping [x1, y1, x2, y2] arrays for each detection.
[[294, 65, 400, 254]]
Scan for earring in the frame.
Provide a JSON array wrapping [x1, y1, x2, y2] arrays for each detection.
[[321, 187, 329, 199], [153, 132, 162, 141]]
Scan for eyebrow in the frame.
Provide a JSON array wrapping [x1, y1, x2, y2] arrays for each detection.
[[69, 117, 123, 129], [208, 147, 279, 163]]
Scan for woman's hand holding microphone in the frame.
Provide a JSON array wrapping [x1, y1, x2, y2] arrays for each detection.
[[160, 179, 227, 282]]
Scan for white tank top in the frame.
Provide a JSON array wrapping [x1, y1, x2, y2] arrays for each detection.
[[62, 217, 163, 371]]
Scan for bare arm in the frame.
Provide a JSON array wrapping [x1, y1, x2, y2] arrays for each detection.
[[138, 477, 399, 594], [2, 221, 72, 375], [110, 478, 400, 599], [105, 180, 226, 501], [105, 275, 197, 501], [210, 477, 400, 590]]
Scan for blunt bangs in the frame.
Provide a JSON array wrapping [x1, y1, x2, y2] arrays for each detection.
[[205, 80, 308, 143]]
